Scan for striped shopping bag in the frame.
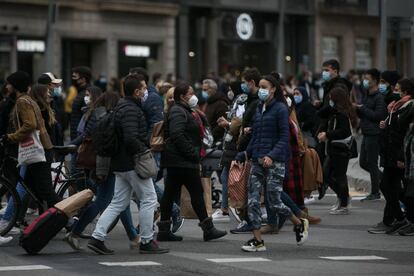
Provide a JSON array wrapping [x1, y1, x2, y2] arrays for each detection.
[[228, 159, 251, 208]]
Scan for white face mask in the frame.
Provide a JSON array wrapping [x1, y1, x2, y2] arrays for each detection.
[[227, 90, 234, 101], [142, 89, 149, 102], [286, 96, 292, 107], [84, 96, 91, 105], [188, 95, 199, 108]]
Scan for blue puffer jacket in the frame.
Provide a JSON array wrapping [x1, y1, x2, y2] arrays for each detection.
[[244, 99, 290, 163], [142, 85, 164, 138]]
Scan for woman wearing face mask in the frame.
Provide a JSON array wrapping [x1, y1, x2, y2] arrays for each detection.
[[70, 86, 103, 146], [294, 87, 320, 141], [158, 82, 227, 242], [317, 87, 357, 215], [235, 75, 309, 252]]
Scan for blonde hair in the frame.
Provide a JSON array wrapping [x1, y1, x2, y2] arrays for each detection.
[[164, 87, 175, 113]]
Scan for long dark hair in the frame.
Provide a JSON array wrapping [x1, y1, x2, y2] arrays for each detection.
[[330, 87, 358, 128], [174, 81, 190, 103], [30, 84, 56, 126], [85, 86, 103, 118], [262, 74, 287, 105], [94, 92, 120, 112]]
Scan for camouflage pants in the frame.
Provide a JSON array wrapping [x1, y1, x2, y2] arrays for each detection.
[[248, 162, 292, 230]]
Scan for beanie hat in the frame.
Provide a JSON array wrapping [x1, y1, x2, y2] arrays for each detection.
[[6, 71, 31, 93], [381, 71, 400, 86]]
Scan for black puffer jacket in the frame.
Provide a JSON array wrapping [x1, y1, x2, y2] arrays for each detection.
[[161, 103, 201, 169], [237, 92, 260, 151], [205, 92, 229, 142], [357, 91, 387, 136], [321, 77, 352, 107], [70, 85, 87, 140], [111, 97, 148, 172]]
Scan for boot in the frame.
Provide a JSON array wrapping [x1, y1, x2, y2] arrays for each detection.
[[300, 211, 321, 225], [156, 220, 183, 242], [199, 217, 227, 241]]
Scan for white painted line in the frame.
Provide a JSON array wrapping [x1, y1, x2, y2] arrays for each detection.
[[99, 261, 162, 266], [207, 257, 271, 263], [0, 265, 52, 271], [320, 256, 387, 261]]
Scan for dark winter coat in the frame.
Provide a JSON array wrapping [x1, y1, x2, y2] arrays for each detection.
[[357, 91, 387, 136], [321, 77, 352, 107], [296, 87, 319, 135], [205, 92, 229, 142], [111, 97, 149, 172], [245, 99, 290, 163], [238, 92, 260, 151], [161, 103, 202, 169], [70, 85, 87, 140], [142, 85, 164, 139]]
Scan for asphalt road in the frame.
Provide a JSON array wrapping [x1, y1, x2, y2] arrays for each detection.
[[1, 194, 413, 276]]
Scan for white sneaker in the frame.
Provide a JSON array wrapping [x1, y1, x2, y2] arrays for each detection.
[[26, 208, 38, 215], [212, 209, 230, 222], [294, 218, 309, 246], [229, 207, 241, 223], [330, 199, 340, 211], [329, 207, 350, 215], [304, 196, 315, 205], [0, 236, 13, 245]]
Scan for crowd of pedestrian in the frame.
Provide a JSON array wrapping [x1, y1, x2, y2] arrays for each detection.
[[0, 58, 413, 252]]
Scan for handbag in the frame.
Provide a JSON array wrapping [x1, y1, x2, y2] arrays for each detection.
[[331, 117, 358, 159], [150, 121, 165, 152], [134, 149, 158, 179], [15, 102, 46, 166], [76, 136, 96, 169], [228, 153, 251, 208]]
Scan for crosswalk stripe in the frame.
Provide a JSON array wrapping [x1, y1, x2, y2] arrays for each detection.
[[320, 256, 387, 261], [207, 257, 271, 263], [0, 265, 52, 271], [99, 261, 162, 266]]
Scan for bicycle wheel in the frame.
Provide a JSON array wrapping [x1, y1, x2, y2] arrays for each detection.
[[0, 177, 21, 236], [57, 180, 77, 200]]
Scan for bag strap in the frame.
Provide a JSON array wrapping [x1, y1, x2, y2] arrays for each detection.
[[14, 98, 40, 130]]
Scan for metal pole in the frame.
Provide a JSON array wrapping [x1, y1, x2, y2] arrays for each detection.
[[46, 0, 55, 71], [10, 35, 17, 72], [277, 0, 285, 74], [411, 16, 414, 77], [379, 0, 387, 70]]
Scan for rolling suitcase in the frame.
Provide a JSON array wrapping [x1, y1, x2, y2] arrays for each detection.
[[20, 207, 68, 254]]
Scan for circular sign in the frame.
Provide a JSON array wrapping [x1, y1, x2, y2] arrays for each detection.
[[236, 13, 254, 40]]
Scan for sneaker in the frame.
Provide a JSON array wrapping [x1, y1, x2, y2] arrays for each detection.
[[398, 223, 414, 236], [229, 207, 241, 223], [129, 237, 142, 249], [294, 218, 309, 246], [386, 219, 411, 235], [230, 221, 254, 234], [260, 224, 279, 234], [329, 199, 340, 211], [139, 240, 169, 254], [172, 216, 185, 233], [0, 236, 13, 245], [65, 233, 81, 251], [329, 207, 350, 215], [212, 209, 230, 222], [241, 238, 266, 252], [26, 208, 38, 215], [368, 221, 393, 234], [361, 193, 381, 202], [87, 237, 114, 255], [304, 196, 316, 205]]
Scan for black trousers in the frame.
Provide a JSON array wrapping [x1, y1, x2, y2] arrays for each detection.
[[359, 135, 381, 195], [380, 167, 405, 225], [160, 167, 208, 222], [25, 162, 60, 208], [324, 153, 350, 207]]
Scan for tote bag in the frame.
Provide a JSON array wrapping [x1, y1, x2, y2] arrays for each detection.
[[228, 156, 251, 208]]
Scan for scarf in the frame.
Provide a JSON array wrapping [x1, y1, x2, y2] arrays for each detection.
[[191, 110, 206, 158], [388, 95, 411, 113]]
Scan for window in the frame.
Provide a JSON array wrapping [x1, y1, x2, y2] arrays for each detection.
[[355, 38, 372, 69], [322, 36, 340, 62]]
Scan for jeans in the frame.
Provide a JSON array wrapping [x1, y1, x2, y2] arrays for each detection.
[[324, 153, 350, 207], [220, 165, 229, 210], [380, 167, 405, 224], [92, 171, 157, 243], [3, 166, 27, 221], [161, 168, 208, 222], [72, 174, 137, 241], [359, 135, 381, 195], [248, 162, 291, 230]]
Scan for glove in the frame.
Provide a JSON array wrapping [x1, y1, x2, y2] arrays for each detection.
[[234, 151, 247, 162]]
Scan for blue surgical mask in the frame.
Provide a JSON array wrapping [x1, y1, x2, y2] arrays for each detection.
[[53, 86, 62, 97], [322, 71, 331, 82], [258, 88, 269, 102], [241, 83, 250, 94], [294, 95, 303, 104], [378, 83, 387, 94], [363, 79, 369, 90], [202, 91, 209, 99], [329, 99, 335, 107]]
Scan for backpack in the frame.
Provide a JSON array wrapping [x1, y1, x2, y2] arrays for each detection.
[[91, 109, 120, 157]]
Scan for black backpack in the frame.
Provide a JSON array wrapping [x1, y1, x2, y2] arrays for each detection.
[[92, 109, 120, 157]]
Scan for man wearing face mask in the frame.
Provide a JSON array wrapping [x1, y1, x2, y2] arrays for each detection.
[[354, 68, 387, 201], [70, 66, 91, 141], [379, 70, 401, 106]]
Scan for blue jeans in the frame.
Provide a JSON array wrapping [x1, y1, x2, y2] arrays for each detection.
[[72, 174, 137, 241], [220, 166, 229, 210], [3, 166, 27, 221], [93, 171, 157, 243], [248, 162, 291, 230]]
